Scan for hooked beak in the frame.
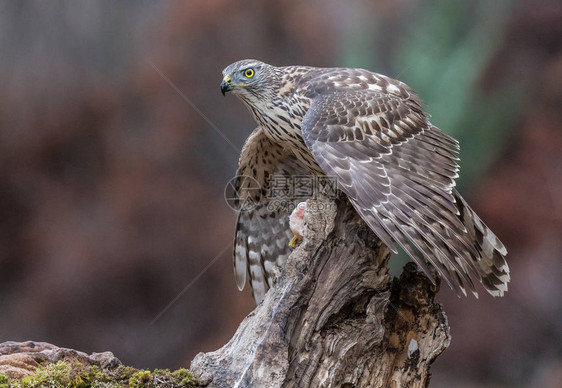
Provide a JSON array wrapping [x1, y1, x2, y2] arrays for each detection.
[[221, 75, 232, 96]]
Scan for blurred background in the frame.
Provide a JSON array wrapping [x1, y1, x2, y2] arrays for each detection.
[[0, 0, 560, 386]]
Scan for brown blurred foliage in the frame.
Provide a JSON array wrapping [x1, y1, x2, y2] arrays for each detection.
[[0, 1, 560, 387]]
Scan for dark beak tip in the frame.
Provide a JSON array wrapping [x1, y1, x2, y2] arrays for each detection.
[[220, 79, 230, 96]]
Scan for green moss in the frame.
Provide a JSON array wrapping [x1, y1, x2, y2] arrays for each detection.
[[172, 368, 196, 386], [0, 373, 9, 388], [5, 360, 199, 388], [117, 366, 139, 381], [11, 361, 106, 388], [127, 369, 152, 387]]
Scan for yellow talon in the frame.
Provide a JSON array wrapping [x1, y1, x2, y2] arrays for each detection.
[[289, 235, 299, 250]]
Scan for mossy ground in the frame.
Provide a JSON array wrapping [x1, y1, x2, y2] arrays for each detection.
[[0, 373, 9, 388], [0, 361, 198, 388]]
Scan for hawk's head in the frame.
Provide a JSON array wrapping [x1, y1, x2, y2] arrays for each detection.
[[221, 59, 279, 105]]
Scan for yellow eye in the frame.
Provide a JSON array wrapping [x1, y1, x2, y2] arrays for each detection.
[[244, 68, 255, 78]]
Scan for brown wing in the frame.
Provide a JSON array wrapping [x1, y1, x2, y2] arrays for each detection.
[[233, 126, 308, 303], [300, 72, 509, 297]]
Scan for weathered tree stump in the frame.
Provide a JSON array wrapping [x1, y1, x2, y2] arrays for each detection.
[[191, 196, 451, 387]]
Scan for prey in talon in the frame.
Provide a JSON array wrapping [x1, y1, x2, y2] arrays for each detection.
[[288, 201, 308, 250]]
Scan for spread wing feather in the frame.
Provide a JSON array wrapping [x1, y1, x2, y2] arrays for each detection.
[[301, 78, 509, 297], [233, 126, 308, 303]]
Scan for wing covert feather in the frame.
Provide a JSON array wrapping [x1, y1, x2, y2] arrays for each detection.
[[301, 82, 507, 297]]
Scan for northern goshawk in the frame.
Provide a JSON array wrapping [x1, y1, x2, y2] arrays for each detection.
[[221, 59, 509, 303]]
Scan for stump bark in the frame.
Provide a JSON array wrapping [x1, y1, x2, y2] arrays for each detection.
[[191, 196, 451, 388]]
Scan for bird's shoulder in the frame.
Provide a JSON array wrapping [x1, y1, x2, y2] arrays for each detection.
[[280, 66, 421, 106]]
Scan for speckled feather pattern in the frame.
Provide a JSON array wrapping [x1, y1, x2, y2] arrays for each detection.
[[224, 59, 509, 303]]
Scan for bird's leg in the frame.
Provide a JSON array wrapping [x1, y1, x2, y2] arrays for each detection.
[[289, 200, 308, 250]]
